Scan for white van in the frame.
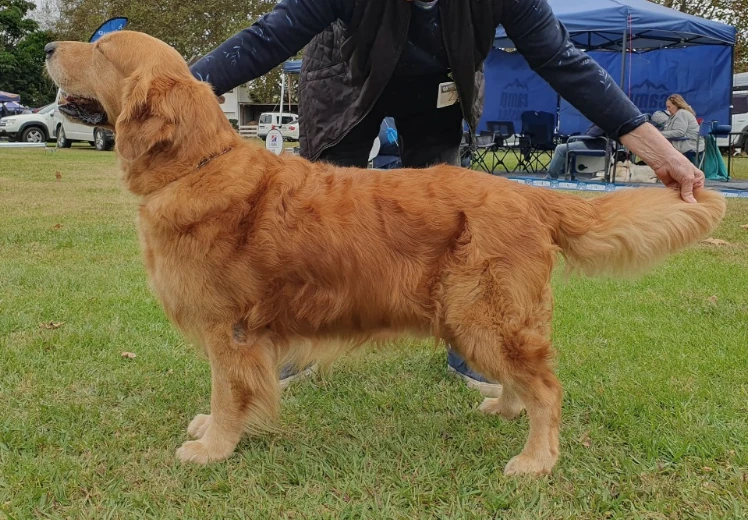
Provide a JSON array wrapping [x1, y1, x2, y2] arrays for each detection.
[[258, 112, 298, 139], [53, 89, 115, 151], [716, 91, 748, 149]]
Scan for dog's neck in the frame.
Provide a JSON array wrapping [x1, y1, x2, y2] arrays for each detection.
[[121, 108, 240, 197]]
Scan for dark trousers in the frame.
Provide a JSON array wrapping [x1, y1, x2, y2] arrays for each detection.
[[318, 74, 463, 168]]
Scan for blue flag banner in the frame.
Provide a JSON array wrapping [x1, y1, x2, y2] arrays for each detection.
[[89, 17, 128, 43]]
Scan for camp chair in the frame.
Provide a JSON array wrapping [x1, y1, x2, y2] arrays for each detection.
[[471, 131, 497, 173], [459, 131, 473, 168], [563, 135, 613, 180], [696, 120, 731, 181], [518, 111, 556, 172], [485, 121, 515, 173]]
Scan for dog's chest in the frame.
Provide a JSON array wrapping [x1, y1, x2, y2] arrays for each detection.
[[137, 224, 213, 328]]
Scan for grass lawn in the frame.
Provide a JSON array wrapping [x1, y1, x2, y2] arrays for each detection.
[[1, 146, 746, 519]]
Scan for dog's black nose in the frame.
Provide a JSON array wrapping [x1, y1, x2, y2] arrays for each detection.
[[44, 42, 57, 59]]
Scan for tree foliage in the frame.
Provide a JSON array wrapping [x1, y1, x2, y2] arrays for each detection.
[[654, 0, 748, 72], [0, 0, 56, 107], [41, 0, 748, 107], [51, 0, 299, 103]]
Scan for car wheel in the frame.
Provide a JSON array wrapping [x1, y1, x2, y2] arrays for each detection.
[[21, 126, 46, 143], [56, 126, 72, 148], [94, 128, 113, 151]]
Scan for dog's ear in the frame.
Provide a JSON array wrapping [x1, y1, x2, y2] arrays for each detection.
[[115, 70, 178, 161]]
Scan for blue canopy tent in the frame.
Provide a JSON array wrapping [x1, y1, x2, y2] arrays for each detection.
[[278, 59, 302, 119], [282, 60, 302, 74], [483, 0, 736, 136], [0, 91, 21, 103]]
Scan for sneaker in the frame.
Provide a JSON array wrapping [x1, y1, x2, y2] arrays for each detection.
[[279, 363, 317, 390], [446, 350, 502, 398]]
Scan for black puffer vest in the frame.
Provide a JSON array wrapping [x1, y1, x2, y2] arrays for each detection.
[[298, 0, 503, 160]]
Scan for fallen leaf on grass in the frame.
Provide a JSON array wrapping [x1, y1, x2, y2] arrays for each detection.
[[741, 224, 748, 230], [53, 223, 62, 230], [702, 238, 730, 246], [578, 432, 591, 448], [55, 171, 62, 181], [707, 295, 718, 305], [120, 352, 137, 359], [40, 321, 65, 330], [331, 489, 351, 503], [702, 466, 713, 472]]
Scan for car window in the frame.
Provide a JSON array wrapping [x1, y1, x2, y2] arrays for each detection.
[[259, 115, 269, 124], [281, 116, 295, 125], [39, 105, 55, 114], [733, 95, 748, 115]]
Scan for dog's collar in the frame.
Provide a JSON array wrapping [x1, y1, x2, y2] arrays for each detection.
[[196, 147, 233, 170]]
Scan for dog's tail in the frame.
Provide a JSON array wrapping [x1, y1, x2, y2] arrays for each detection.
[[545, 187, 726, 277]]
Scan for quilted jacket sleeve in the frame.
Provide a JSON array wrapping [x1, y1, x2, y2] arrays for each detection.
[[503, 0, 646, 139], [190, 0, 351, 96]]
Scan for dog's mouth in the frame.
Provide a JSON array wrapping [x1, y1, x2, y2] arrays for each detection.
[[58, 94, 107, 126]]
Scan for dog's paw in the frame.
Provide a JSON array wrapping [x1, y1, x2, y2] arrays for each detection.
[[478, 397, 524, 421], [176, 439, 234, 464], [503, 453, 555, 476], [187, 414, 212, 439]]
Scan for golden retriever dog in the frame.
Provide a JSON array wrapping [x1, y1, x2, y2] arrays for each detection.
[[45, 31, 726, 476]]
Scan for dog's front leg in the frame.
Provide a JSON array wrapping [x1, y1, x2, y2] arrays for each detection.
[[176, 328, 280, 464]]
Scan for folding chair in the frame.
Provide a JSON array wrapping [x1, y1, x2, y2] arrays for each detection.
[[697, 120, 731, 169], [518, 111, 556, 172], [485, 121, 515, 172], [459, 130, 473, 168], [472, 131, 496, 173], [564, 135, 613, 181]]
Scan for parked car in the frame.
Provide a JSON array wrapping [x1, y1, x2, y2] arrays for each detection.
[[0, 103, 56, 143], [53, 89, 115, 151], [280, 119, 300, 141], [258, 112, 298, 139]]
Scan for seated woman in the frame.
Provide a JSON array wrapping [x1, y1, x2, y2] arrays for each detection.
[[659, 94, 699, 161]]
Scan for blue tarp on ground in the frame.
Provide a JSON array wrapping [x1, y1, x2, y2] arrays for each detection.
[[482, 0, 735, 135]]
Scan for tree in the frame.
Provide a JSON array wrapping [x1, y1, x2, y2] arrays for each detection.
[[0, 0, 56, 107], [51, 0, 300, 103], [653, 0, 748, 72]]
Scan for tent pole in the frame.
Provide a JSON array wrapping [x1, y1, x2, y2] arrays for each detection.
[[728, 45, 735, 176], [280, 73, 286, 120], [620, 26, 627, 87]]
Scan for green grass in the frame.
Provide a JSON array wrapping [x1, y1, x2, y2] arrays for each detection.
[[1, 147, 747, 519]]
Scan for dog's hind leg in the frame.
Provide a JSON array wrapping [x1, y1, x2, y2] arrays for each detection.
[[176, 327, 280, 464], [451, 322, 562, 476], [445, 268, 561, 475], [497, 336, 561, 477]]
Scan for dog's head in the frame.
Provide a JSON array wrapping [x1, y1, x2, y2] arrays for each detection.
[[45, 31, 226, 162]]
